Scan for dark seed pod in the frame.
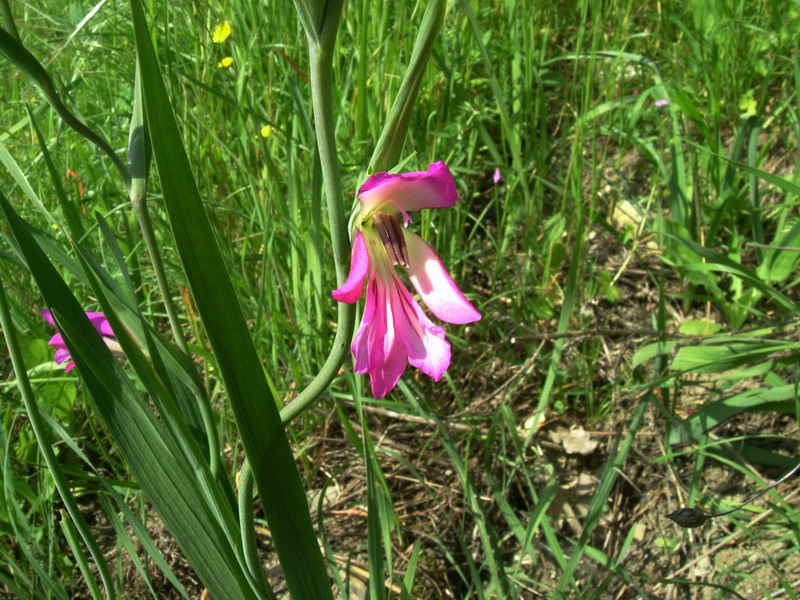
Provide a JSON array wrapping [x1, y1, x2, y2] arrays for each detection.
[[666, 507, 709, 528]]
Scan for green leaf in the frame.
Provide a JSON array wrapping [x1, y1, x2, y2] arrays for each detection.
[[668, 385, 799, 445], [757, 221, 800, 285], [669, 234, 799, 316], [0, 136, 57, 226], [129, 2, 333, 598], [26, 108, 86, 240], [0, 190, 259, 600], [678, 320, 723, 336], [631, 341, 677, 369], [670, 340, 800, 374]]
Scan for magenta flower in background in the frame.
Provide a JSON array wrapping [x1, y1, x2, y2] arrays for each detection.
[[493, 168, 502, 185], [655, 99, 669, 107], [42, 309, 119, 372], [332, 162, 481, 398]]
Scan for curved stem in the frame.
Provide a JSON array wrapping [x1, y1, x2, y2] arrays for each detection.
[[237, 459, 273, 598], [280, 27, 355, 424], [133, 200, 221, 475], [280, 303, 354, 424], [128, 61, 189, 352], [0, 28, 130, 189], [308, 45, 350, 285]]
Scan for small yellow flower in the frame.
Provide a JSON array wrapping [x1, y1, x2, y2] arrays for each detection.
[[212, 21, 232, 43], [51, 223, 59, 230], [218, 56, 234, 68], [260, 125, 273, 138]]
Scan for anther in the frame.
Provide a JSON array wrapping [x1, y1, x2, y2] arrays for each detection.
[[372, 212, 410, 268]]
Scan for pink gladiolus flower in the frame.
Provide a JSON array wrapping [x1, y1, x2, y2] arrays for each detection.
[[332, 162, 481, 398], [41, 309, 120, 372]]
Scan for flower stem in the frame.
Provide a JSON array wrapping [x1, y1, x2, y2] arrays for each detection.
[[281, 3, 355, 424], [129, 64, 220, 477], [237, 459, 273, 598], [134, 198, 222, 478], [132, 199, 190, 354], [308, 46, 349, 281], [667, 459, 800, 529]]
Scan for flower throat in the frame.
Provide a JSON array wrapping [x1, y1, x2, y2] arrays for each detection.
[[372, 212, 409, 268]]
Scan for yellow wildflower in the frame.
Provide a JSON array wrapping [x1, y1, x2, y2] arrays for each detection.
[[212, 21, 232, 43], [218, 56, 234, 68], [260, 125, 273, 138]]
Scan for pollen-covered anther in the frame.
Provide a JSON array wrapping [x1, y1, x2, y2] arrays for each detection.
[[372, 211, 410, 268]]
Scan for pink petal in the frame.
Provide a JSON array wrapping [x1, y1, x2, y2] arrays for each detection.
[[351, 272, 455, 396], [404, 231, 481, 324], [358, 162, 459, 214], [43, 309, 115, 338], [53, 347, 72, 364], [352, 273, 381, 374], [365, 282, 389, 377], [369, 332, 407, 398], [333, 232, 370, 303], [86, 312, 115, 338], [369, 284, 409, 398], [390, 277, 450, 380], [48, 333, 67, 350], [42, 309, 118, 372], [351, 275, 408, 397]]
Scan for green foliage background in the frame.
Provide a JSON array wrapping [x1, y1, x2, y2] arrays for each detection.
[[1, 0, 799, 598]]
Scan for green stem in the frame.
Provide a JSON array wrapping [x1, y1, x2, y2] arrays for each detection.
[[128, 62, 188, 348], [308, 45, 349, 283], [237, 459, 273, 599], [128, 64, 220, 477], [133, 191, 221, 480], [280, 8, 355, 424], [709, 459, 800, 518], [280, 304, 354, 423], [368, 0, 445, 173], [0, 273, 117, 600], [132, 200, 189, 355]]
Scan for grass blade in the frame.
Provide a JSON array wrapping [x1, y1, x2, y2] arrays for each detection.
[[0, 190, 259, 600], [0, 28, 128, 184], [129, 2, 333, 597]]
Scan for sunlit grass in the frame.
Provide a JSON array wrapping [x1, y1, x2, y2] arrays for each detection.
[[1, 0, 799, 597]]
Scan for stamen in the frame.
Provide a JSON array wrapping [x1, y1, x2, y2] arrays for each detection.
[[372, 212, 410, 268]]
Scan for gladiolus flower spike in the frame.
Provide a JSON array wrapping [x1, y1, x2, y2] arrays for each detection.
[[42, 310, 119, 372], [333, 162, 481, 398]]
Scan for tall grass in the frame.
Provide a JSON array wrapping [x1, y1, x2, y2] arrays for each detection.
[[2, 0, 799, 598]]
